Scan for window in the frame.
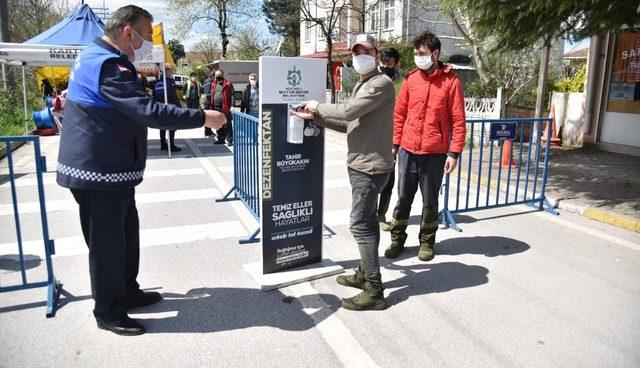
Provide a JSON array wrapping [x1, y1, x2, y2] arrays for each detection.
[[304, 21, 312, 43], [383, 0, 395, 30], [369, 4, 379, 33]]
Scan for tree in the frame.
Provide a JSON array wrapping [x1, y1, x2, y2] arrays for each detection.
[[168, 0, 257, 59], [192, 37, 222, 64], [262, 0, 300, 56], [8, 0, 73, 42], [229, 26, 275, 60], [167, 39, 186, 62], [300, 0, 349, 102], [462, 0, 639, 52], [458, 0, 639, 116]]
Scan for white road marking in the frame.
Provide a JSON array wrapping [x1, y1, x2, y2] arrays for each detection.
[[0, 188, 222, 216], [287, 282, 381, 368], [325, 178, 350, 189], [185, 139, 259, 235], [0, 221, 247, 258]]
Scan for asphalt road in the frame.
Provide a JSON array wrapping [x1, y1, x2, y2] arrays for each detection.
[[0, 128, 638, 367]]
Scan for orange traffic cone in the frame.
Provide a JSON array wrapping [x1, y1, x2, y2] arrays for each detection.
[[542, 102, 562, 146], [500, 140, 518, 168]]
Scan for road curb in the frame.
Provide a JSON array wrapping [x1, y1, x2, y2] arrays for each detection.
[[453, 171, 640, 233], [0, 140, 27, 161]]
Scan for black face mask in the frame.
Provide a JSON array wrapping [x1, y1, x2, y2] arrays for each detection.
[[215, 76, 223, 81], [380, 66, 397, 80]]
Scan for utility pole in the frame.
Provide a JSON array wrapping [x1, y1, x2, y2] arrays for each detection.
[[0, 0, 14, 88]]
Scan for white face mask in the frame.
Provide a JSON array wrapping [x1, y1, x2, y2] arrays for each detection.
[[352, 54, 377, 75], [190, 77, 196, 82], [414, 54, 433, 70], [249, 79, 257, 86], [130, 29, 153, 62]]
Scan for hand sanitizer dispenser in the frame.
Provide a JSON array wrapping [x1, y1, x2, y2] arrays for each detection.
[[288, 114, 304, 144]]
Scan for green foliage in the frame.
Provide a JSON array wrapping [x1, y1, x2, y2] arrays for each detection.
[[262, 0, 300, 42], [553, 64, 586, 92], [0, 88, 39, 136], [462, 0, 640, 51], [167, 39, 186, 61]]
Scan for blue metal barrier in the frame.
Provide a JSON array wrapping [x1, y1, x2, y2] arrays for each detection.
[[439, 118, 559, 232], [1, 135, 61, 317], [217, 111, 261, 243]]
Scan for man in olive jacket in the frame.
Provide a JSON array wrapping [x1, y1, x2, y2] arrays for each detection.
[[292, 34, 395, 311]]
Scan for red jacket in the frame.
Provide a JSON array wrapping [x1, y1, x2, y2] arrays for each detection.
[[394, 64, 466, 154], [209, 79, 234, 115]]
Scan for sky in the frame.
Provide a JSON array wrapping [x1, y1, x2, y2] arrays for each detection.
[[83, 0, 271, 51]]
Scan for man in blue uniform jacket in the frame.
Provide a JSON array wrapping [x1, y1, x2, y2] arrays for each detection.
[[57, 5, 225, 336]]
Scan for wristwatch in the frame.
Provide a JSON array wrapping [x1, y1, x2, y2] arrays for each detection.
[[447, 152, 459, 159]]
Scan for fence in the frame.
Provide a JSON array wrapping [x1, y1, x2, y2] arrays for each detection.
[[439, 118, 558, 232], [1, 135, 61, 317], [217, 111, 261, 243]]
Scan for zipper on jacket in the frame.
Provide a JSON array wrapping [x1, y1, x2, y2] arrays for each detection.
[[437, 121, 444, 143]]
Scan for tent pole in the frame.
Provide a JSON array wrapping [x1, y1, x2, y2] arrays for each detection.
[[21, 63, 28, 135], [162, 63, 171, 158]]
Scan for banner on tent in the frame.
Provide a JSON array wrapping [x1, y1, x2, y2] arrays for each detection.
[[0, 43, 166, 67]]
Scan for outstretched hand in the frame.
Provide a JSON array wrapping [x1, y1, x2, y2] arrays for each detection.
[[204, 110, 226, 130]]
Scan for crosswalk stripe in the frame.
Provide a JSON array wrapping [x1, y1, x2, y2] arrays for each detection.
[[0, 221, 247, 258], [0, 188, 222, 216]]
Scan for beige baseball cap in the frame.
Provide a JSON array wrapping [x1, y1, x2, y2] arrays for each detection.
[[351, 34, 378, 52]]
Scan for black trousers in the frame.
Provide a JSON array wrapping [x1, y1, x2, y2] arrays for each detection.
[[377, 168, 395, 219], [389, 149, 446, 247], [71, 188, 140, 322], [160, 129, 175, 146]]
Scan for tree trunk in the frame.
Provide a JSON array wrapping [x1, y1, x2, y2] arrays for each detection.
[[327, 37, 336, 103], [534, 43, 550, 118], [451, 9, 492, 84]]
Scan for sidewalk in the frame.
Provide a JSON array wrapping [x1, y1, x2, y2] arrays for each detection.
[[544, 147, 640, 232]]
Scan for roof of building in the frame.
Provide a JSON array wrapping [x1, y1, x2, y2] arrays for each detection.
[[564, 47, 589, 59]]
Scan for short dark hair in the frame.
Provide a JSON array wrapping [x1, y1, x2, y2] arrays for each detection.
[[190, 72, 197, 77], [380, 47, 400, 64], [413, 31, 441, 53], [104, 5, 153, 39]]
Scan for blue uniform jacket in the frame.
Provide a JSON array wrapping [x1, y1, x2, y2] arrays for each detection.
[[57, 38, 205, 190]]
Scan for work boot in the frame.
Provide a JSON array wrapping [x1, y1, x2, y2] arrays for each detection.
[[418, 243, 434, 262], [384, 241, 405, 259], [337, 265, 366, 290], [378, 215, 391, 232], [341, 280, 386, 311]]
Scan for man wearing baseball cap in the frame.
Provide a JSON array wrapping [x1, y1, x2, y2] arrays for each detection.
[[292, 34, 395, 311]]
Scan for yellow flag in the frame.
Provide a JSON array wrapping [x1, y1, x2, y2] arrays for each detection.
[[153, 23, 175, 67]]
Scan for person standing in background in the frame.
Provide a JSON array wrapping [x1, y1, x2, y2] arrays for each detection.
[[184, 72, 201, 109], [376, 47, 402, 232], [209, 69, 235, 146], [240, 73, 259, 118], [152, 67, 182, 152]]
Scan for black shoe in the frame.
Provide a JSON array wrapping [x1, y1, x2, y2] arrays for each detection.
[[169, 145, 182, 152], [204, 130, 212, 137], [226, 141, 233, 147], [214, 140, 226, 145], [97, 315, 146, 336], [126, 291, 162, 310]]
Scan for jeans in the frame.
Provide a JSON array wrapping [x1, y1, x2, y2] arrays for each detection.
[[348, 168, 391, 285], [71, 188, 141, 322], [390, 148, 446, 247]]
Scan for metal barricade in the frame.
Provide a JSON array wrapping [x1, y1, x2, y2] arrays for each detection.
[[1, 135, 61, 317], [439, 118, 558, 232], [217, 111, 260, 243]]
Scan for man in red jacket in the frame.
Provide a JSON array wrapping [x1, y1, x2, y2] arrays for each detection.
[[209, 69, 235, 146], [385, 31, 466, 262]]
